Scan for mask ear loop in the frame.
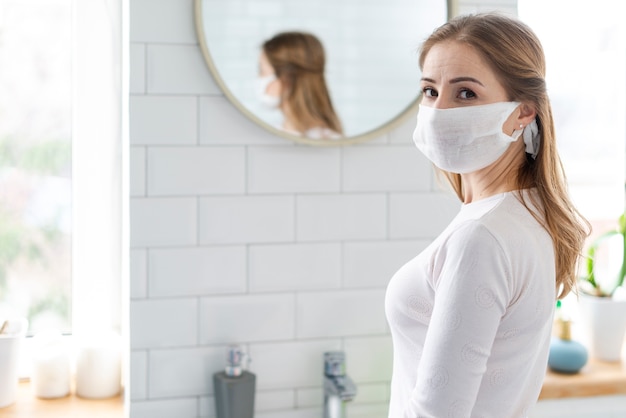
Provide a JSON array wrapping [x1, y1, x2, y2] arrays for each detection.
[[522, 119, 540, 159], [510, 123, 524, 141]]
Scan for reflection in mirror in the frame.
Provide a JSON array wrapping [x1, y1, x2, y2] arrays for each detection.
[[258, 31, 344, 140], [195, 0, 448, 145]]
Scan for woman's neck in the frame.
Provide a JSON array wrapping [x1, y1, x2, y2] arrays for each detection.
[[280, 105, 304, 134], [281, 118, 300, 134], [461, 140, 526, 204]]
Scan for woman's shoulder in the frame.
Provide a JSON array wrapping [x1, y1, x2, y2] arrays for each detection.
[[304, 127, 342, 140], [461, 190, 544, 227], [450, 191, 549, 248]]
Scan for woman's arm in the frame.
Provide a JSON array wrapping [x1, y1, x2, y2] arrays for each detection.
[[406, 223, 511, 417]]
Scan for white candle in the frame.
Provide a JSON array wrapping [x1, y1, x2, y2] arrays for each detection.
[[0, 318, 28, 408], [75, 331, 121, 399], [31, 331, 71, 399]]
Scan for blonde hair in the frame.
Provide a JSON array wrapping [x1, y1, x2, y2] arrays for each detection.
[[419, 13, 590, 299], [263, 32, 343, 135]]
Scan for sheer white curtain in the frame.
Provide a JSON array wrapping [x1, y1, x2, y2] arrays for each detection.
[[72, 0, 128, 399]]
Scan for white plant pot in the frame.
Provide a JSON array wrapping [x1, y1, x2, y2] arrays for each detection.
[[0, 318, 28, 408], [75, 331, 122, 399], [578, 294, 626, 362]]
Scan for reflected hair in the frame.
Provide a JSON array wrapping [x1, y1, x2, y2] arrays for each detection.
[[262, 31, 343, 136], [419, 13, 590, 299]]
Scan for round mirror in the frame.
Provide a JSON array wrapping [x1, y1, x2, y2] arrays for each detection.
[[194, 0, 450, 145]]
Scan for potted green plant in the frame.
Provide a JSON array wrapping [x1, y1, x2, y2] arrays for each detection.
[[578, 211, 626, 362], [581, 212, 626, 297]]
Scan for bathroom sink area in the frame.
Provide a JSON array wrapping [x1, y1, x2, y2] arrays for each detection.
[[532, 358, 626, 418], [532, 395, 626, 418]]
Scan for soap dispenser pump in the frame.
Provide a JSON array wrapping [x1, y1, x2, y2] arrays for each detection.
[[213, 345, 256, 418], [548, 316, 588, 374]]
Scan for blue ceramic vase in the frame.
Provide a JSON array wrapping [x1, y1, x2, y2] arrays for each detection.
[[548, 318, 588, 374]]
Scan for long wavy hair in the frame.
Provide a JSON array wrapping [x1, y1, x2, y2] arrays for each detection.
[[419, 13, 590, 299], [263, 31, 343, 135]]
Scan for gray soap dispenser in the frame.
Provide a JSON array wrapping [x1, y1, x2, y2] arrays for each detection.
[[213, 345, 256, 418]]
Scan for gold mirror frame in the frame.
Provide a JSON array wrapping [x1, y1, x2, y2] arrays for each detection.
[[194, 0, 455, 146]]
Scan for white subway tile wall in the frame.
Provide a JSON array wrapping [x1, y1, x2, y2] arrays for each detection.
[[198, 96, 284, 145], [130, 249, 147, 299], [250, 340, 343, 390], [131, 398, 199, 418], [149, 246, 247, 297], [131, 298, 199, 348], [199, 195, 296, 244], [130, 96, 198, 145], [255, 389, 297, 412], [130, 0, 198, 44], [130, 146, 146, 196], [130, 350, 147, 400], [296, 194, 388, 242], [129, 43, 146, 94], [248, 243, 342, 292], [148, 346, 225, 398], [295, 290, 388, 339], [247, 146, 341, 194], [389, 192, 462, 239], [130, 197, 197, 247], [128, 1, 507, 417], [341, 146, 431, 192], [147, 45, 221, 95], [147, 147, 246, 196], [199, 294, 296, 344]]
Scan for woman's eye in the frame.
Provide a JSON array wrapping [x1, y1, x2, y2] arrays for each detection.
[[459, 89, 476, 99], [422, 87, 437, 97]]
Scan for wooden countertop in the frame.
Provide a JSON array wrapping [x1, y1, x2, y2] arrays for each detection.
[[0, 381, 124, 418], [1, 358, 624, 416], [540, 357, 626, 399]]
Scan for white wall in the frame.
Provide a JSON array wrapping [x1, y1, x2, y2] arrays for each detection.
[[124, 1, 563, 418]]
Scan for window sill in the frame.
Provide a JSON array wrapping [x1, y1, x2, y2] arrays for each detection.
[[0, 381, 123, 418], [540, 357, 626, 399], [2, 358, 623, 414]]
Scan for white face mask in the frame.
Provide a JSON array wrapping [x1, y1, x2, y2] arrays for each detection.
[[412, 101, 524, 174], [255, 74, 280, 108]]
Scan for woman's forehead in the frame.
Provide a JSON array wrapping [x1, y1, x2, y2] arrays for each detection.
[[423, 42, 491, 79]]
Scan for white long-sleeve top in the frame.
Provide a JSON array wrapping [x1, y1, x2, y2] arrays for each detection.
[[385, 190, 556, 418]]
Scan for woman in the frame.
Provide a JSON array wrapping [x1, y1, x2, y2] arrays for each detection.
[[385, 13, 589, 417], [257, 31, 343, 139]]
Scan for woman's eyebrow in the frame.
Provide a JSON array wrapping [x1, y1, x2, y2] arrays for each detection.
[[420, 76, 484, 86], [450, 76, 484, 86]]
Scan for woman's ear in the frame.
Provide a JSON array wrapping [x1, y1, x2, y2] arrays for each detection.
[[266, 77, 282, 97], [517, 103, 537, 126], [504, 103, 537, 135]]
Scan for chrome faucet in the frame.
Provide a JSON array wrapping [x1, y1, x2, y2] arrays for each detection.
[[323, 351, 357, 418]]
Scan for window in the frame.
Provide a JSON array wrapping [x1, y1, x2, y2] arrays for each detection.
[[0, 0, 127, 342], [0, 0, 72, 335], [519, 1, 625, 313], [519, 0, 626, 232]]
